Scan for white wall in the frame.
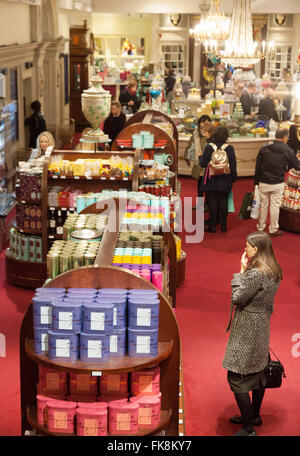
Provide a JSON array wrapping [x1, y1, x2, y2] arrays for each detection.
[[0, 1, 31, 45]]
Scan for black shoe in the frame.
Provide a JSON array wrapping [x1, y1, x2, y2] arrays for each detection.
[[204, 226, 216, 233], [230, 416, 262, 426], [221, 224, 227, 233], [232, 428, 257, 436]]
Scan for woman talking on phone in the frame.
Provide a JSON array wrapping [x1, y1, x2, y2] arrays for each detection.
[[222, 231, 282, 436]]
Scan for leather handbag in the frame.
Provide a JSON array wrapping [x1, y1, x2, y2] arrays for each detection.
[[264, 347, 286, 389]]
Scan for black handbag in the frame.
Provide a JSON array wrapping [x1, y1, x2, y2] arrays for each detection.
[[264, 347, 286, 389], [238, 192, 253, 220]]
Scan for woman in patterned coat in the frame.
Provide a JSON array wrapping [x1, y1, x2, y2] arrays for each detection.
[[223, 231, 282, 436]]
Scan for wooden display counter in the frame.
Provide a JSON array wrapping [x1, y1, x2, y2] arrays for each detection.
[[20, 266, 182, 436], [279, 207, 300, 233]]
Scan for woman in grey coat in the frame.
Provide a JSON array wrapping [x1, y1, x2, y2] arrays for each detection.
[[223, 231, 282, 436]]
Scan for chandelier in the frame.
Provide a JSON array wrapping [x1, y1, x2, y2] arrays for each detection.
[[190, 0, 230, 47], [220, 0, 275, 68]]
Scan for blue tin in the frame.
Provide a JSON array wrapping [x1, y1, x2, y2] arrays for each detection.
[[128, 289, 158, 297], [35, 288, 66, 294], [32, 297, 54, 329], [95, 297, 127, 329], [67, 288, 97, 294], [51, 300, 82, 334], [128, 298, 159, 330], [48, 331, 79, 362], [33, 327, 49, 355], [79, 332, 110, 362], [109, 328, 127, 357], [82, 302, 114, 334], [97, 288, 128, 296], [127, 328, 158, 358]]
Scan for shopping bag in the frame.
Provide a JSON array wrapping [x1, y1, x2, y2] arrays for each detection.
[[238, 192, 253, 220], [191, 164, 204, 180], [228, 191, 235, 213], [250, 185, 260, 219]]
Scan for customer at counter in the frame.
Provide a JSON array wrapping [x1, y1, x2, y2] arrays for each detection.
[[103, 101, 126, 146], [258, 89, 279, 122], [199, 126, 237, 233], [240, 83, 257, 115], [119, 81, 141, 114], [255, 127, 300, 237]]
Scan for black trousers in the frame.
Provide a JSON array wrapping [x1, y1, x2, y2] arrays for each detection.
[[206, 191, 229, 227]]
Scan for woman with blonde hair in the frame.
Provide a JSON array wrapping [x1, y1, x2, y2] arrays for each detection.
[[223, 231, 282, 436], [29, 131, 55, 161], [258, 88, 279, 122]]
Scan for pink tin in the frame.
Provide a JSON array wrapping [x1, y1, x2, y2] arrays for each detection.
[[130, 366, 160, 396], [77, 401, 108, 409], [38, 366, 68, 395], [100, 373, 128, 396], [129, 395, 161, 428], [36, 394, 49, 426], [47, 399, 77, 434], [76, 407, 108, 436], [97, 395, 128, 405], [130, 391, 162, 405], [108, 402, 139, 435], [69, 373, 98, 396]]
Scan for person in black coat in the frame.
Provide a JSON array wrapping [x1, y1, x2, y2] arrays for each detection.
[[119, 81, 141, 113], [287, 124, 300, 154], [24, 100, 47, 148], [199, 126, 237, 233], [165, 69, 176, 97], [103, 101, 126, 146], [240, 83, 257, 115], [258, 89, 279, 122]]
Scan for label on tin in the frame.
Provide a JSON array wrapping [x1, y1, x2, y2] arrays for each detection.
[[54, 411, 67, 429], [106, 374, 121, 392], [110, 335, 118, 353], [59, 312, 73, 330], [137, 308, 151, 327], [88, 340, 102, 359], [46, 372, 60, 390], [139, 375, 153, 392], [40, 306, 52, 325], [91, 312, 105, 331], [138, 407, 152, 425], [56, 226, 63, 235], [113, 308, 117, 326], [117, 413, 131, 431], [84, 419, 98, 436], [41, 333, 49, 352], [136, 335, 151, 354], [61, 176, 66, 179], [56, 339, 70, 357]]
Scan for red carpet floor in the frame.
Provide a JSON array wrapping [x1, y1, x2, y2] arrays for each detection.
[[0, 176, 299, 436]]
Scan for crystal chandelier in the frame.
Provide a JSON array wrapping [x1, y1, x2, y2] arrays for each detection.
[[220, 0, 275, 68], [190, 0, 230, 47]]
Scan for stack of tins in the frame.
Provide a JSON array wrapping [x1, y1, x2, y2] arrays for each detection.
[[35, 365, 161, 435]]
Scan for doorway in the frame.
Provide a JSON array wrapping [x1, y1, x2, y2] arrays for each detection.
[[23, 77, 32, 148]]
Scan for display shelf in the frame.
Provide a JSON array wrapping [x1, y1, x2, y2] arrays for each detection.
[[5, 249, 46, 288], [48, 175, 132, 182], [117, 145, 168, 151], [25, 338, 174, 374], [15, 227, 42, 236], [26, 405, 172, 437], [279, 206, 300, 233], [176, 251, 186, 288], [20, 266, 182, 436], [112, 122, 177, 193], [15, 198, 42, 206]]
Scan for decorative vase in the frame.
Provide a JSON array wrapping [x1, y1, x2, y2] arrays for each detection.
[[81, 75, 111, 141]]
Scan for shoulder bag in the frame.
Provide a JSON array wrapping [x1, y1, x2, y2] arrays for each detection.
[[264, 347, 286, 389]]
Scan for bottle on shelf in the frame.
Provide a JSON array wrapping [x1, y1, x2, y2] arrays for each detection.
[[56, 210, 63, 236], [49, 210, 56, 235]]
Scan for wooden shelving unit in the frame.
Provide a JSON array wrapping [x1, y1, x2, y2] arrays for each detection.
[[279, 206, 300, 233], [20, 266, 182, 436]]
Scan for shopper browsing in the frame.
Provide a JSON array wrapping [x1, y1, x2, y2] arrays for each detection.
[[28, 131, 55, 161], [240, 83, 257, 115], [223, 231, 282, 437], [199, 126, 237, 233], [103, 101, 126, 146], [254, 127, 300, 237], [24, 100, 47, 149], [258, 89, 279, 122], [119, 81, 141, 114]]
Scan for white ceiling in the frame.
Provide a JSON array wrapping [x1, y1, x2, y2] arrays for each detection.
[[91, 0, 300, 14]]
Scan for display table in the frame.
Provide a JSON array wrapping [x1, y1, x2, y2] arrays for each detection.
[[19, 266, 182, 436], [228, 137, 271, 177], [279, 206, 300, 233]]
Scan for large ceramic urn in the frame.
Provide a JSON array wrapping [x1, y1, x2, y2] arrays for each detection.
[[81, 75, 111, 141]]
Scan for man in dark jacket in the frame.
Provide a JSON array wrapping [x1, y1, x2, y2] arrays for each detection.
[[240, 82, 257, 115], [24, 100, 47, 148], [258, 89, 279, 122], [103, 101, 126, 147], [255, 127, 300, 237]]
